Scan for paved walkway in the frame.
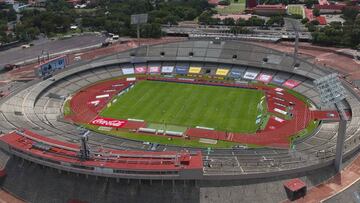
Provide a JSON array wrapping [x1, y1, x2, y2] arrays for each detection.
[[0, 189, 24, 203], [283, 154, 360, 202]]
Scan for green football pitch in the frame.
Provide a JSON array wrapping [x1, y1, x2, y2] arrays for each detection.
[[100, 80, 265, 133], [287, 5, 305, 18]]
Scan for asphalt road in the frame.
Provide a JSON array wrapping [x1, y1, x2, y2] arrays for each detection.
[[0, 33, 107, 68]]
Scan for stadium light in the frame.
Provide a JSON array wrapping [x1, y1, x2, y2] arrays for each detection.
[[79, 130, 91, 160], [286, 18, 300, 69], [314, 73, 347, 172]]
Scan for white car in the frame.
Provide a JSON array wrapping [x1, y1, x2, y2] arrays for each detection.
[[21, 44, 30, 49], [74, 56, 81, 61]]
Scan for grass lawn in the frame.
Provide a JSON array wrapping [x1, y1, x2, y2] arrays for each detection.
[[216, 0, 246, 15], [287, 5, 305, 18], [63, 99, 72, 116], [101, 80, 265, 133]]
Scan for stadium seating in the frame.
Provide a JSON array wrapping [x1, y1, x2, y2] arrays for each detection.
[[0, 40, 359, 178]]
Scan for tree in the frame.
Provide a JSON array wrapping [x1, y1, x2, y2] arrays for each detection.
[[342, 8, 359, 21], [198, 10, 215, 25], [230, 26, 254, 35], [246, 16, 265, 26], [313, 8, 320, 17], [218, 0, 230, 6], [290, 14, 303, 19], [305, 0, 316, 9], [236, 18, 247, 26], [310, 20, 320, 25], [310, 14, 360, 48], [6, 8, 16, 22], [223, 18, 235, 26], [140, 23, 162, 38], [266, 15, 284, 26], [301, 18, 309, 24]]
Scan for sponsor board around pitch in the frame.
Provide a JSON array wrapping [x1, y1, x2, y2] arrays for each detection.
[[283, 79, 300, 89], [243, 71, 259, 80], [229, 70, 242, 78], [135, 66, 147, 74], [175, 66, 189, 74], [216, 68, 229, 76], [161, 66, 174, 73], [188, 67, 202, 74], [257, 73, 273, 83], [272, 76, 287, 84], [122, 68, 135, 75], [90, 116, 127, 128], [148, 66, 160, 73]]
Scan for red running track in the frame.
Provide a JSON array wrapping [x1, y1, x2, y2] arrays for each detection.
[[68, 77, 338, 148]]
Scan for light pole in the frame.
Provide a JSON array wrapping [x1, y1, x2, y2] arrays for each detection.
[[314, 73, 347, 172]]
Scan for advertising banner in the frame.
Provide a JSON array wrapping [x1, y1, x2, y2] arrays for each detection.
[[283, 79, 300, 89], [243, 71, 259, 80], [148, 66, 160, 73], [188, 67, 201, 74], [216, 68, 230, 76], [272, 76, 287, 84], [257, 73, 273, 83], [122, 68, 135, 75], [90, 116, 127, 128], [161, 66, 174, 73], [175, 66, 189, 74], [37, 56, 66, 77], [135, 66, 147, 74], [229, 70, 242, 78]]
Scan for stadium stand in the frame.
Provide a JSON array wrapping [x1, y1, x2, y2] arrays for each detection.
[[0, 40, 359, 181]]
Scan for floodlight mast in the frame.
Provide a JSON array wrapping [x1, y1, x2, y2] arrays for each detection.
[[287, 18, 299, 68], [314, 73, 347, 172], [79, 130, 91, 160]]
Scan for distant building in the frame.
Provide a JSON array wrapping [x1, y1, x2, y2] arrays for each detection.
[[305, 8, 327, 25], [316, 16, 327, 25], [253, 4, 286, 16], [314, 4, 360, 14], [314, 4, 345, 14]]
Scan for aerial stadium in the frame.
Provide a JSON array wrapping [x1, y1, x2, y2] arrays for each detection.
[[0, 39, 359, 202]]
